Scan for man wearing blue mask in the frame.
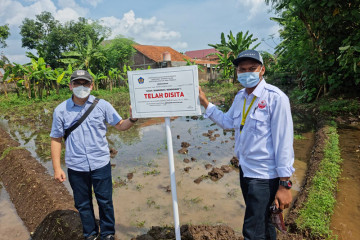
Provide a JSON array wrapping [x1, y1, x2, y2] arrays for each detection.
[[199, 50, 294, 240], [50, 70, 138, 240]]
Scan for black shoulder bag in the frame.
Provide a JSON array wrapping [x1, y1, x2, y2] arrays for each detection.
[[64, 98, 100, 141]]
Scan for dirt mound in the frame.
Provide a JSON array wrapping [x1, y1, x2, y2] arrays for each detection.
[[31, 210, 83, 240], [132, 225, 243, 240], [0, 128, 80, 236]]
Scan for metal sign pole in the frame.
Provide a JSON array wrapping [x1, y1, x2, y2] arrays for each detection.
[[165, 117, 181, 240]]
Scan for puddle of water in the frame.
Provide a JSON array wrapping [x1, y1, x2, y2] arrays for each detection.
[[0, 183, 30, 240], [330, 125, 360, 240]]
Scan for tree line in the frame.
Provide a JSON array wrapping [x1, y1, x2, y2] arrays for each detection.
[[1, 1, 360, 102]]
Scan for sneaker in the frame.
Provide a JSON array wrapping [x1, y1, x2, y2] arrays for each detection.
[[103, 235, 115, 240], [85, 234, 99, 240]]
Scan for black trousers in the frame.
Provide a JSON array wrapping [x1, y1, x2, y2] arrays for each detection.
[[240, 167, 279, 240]]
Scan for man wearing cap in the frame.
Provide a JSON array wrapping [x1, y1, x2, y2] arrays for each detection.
[[50, 70, 138, 240], [199, 50, 294, 240]]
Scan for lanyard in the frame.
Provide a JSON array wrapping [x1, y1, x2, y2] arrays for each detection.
[[240, 96, 257, 133]]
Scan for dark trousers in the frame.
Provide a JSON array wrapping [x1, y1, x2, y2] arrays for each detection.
[[68, 162, 115, 238], [240, 167, 279, 240]]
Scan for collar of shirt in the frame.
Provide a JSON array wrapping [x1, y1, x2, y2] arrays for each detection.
[[67, 95, 95, 108], [242, 79, 266, 99]]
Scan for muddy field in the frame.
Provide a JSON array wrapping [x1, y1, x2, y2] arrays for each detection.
[[0, 113, 316, 240], [0, 109, 359, 239]]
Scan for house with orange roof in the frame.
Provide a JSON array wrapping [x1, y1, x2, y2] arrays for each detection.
[[132, 45, 220, 82]]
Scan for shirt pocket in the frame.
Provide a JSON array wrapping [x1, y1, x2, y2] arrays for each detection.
[[249, 109, 270, 136], [233, 110, 242, 130], [90, 112, 106, 130]]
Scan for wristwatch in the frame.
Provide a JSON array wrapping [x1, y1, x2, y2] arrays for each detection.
[[279, 180, 292, 189], [129, 117, 138, 123]]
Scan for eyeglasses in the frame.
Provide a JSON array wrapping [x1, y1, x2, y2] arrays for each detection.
[[72, 81, 91, 87]]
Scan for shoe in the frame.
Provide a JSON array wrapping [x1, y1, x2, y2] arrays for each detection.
[[85, 234, 99, 240], [103, 235, 115, 240]]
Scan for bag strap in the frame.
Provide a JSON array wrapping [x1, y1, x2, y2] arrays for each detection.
[[64, 98, 100, 141]]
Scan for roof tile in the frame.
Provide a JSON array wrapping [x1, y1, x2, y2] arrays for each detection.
[[133, 45, 191, 62]]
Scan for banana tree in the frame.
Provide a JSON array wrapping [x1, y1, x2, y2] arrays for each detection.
[[108, 68, 120, 91], [119, 64, 132, 88], [209, 30, 260, 83], [29, 57, 54, 98], [3, 63, 31, 98], [60, 34, 107, 70], [88, 69, 107, 90], [48, 68, 66, 95]]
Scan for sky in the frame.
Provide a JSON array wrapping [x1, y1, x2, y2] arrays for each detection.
[[0, 0, 281, 64]]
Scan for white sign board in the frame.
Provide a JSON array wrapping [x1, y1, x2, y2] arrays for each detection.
[[128, 65, 201, 118]]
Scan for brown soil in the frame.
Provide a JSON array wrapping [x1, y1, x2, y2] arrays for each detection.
[[132, 225, 243, 240], [0, 128, 83, 239]]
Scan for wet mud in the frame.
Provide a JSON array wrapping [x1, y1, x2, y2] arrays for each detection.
[[133, 225, 243, 240]]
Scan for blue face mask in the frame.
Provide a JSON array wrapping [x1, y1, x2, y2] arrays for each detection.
[[237, 71, 261, 88]]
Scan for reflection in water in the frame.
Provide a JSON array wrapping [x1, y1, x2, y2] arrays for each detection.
[[330, 125, 360, 240], [0, 183, 29, 240]]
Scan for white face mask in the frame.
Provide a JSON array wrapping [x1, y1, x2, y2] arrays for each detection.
[[73, 86, 91, 99]]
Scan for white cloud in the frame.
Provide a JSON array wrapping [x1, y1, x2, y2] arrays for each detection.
[[238, 0, 267, 20], [99, 10, 187, 49], [1, 0, 57, 26], [0, 0, 86, 26], [0, 0, 90, 64], [81, 0, 103, 7]]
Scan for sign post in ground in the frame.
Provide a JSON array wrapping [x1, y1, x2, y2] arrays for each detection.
[[128, 66, 201, 240]]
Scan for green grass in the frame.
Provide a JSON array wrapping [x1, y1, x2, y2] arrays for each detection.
[[296, 126, 342, 239], [294, 134, 307, 140], [318, 98, 359, 115]]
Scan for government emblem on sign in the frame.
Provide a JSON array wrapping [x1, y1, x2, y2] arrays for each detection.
[[258, 100, 267, 109], [138, 77, 144, 84]]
